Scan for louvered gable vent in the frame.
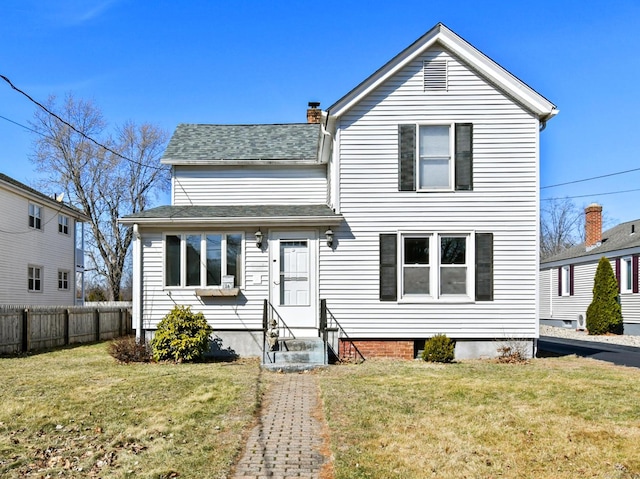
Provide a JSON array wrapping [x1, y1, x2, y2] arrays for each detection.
[[423, 59, 447, 91]]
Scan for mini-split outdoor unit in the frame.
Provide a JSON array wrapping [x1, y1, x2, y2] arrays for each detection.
[[576, 313, 586, 331]]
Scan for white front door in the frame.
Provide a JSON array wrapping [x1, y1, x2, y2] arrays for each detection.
[[270, 231, 317, 335]]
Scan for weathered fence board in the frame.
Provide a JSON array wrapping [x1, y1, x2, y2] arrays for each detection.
[[0, 305, 132, 355]]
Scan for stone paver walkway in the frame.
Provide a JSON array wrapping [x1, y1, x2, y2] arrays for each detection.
[[231, 372, 332, 479]]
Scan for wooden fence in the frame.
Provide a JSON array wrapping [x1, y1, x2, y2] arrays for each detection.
[[0, 305, 132, 355]]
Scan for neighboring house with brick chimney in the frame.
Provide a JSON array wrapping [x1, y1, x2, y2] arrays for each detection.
[[120, 23, 558, 360], [540, 203, 640, 336], [0, 173, 89, 306]]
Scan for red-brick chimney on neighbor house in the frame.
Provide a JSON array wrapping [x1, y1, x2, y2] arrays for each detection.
[[585, 203, 603, 249], [307, 102, 321, 124]]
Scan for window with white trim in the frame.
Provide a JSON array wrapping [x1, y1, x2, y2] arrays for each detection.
[[165, 233, 243, 288], [28, 266, 42, 292], [399, 123, 473, 192], [58, 270, 70, 290], [400, 233, 470, 300], [29, 203, 42, 230], [419, 125, 452, 190], [560, 265, 573, 296], [621, 257, 633, 293], [58, 214, 69, 235]]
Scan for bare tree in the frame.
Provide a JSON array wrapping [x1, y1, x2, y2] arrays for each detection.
[[30, 94, 169, 300], [540, 197, 583, 260]]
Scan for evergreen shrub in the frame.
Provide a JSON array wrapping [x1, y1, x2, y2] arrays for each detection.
[[586, 257, 623, 335], [422, 334, 455, 363], [151, 305, 213, 362]]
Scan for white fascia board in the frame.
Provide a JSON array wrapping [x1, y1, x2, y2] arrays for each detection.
[[328, 24, 557, 121]]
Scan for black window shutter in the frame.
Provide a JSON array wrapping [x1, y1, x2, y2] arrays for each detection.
[[455, 123, 473, 191], [380, 234, 397, 301], [398, 124, 416, 191], [558, 267, 562, 296], [634, 255, 639, 294], [569, 264, 575, 296], [615, 258, 621, 292], [475, 233, 493, 301]]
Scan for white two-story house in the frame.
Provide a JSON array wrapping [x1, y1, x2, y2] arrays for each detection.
[[121, 23, 557, 360], [0, 173, 89, 305]]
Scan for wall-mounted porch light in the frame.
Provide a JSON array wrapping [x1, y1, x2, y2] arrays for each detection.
[[255, 229, 263, 249], [325, 228, 334, 247]]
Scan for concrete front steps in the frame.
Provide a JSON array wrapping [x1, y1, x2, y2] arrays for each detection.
[[262, 337, 327, 372]]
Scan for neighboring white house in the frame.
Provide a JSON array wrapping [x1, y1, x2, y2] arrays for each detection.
[[540, 204, 640, 336], [121, 23, 558, 360], [0, 173, 89, 306]]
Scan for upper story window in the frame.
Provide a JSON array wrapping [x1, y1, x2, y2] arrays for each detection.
[[165, 233, 243, 288], [28, 266, 42, 292], [58, 270, 69, 290], [58, 214, 69, 235], [399, 123, 473, 192], [29, 203, 42, 230], [419, 125, 452, 190]]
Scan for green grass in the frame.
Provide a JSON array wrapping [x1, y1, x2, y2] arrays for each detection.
[[0, 343, 264, 479], [3, 344, 640, 479], [317, 358, 640, 479]]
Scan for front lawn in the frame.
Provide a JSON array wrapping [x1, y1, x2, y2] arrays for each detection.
[[318, 357, 640, 479], [0, 343, 264, 479]]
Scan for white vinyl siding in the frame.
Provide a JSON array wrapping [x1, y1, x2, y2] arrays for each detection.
[[320, 47, 540, 339], [172, 165, 327, 206], [138, 230, 268, 329], [541, 257, 640, 326], [0, 184, 79, 305]]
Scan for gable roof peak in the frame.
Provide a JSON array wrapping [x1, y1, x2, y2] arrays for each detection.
[[328, 22, 557, 121]]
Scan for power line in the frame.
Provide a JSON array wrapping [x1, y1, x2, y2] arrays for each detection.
[[541, 187, 640, 202], [541, 166, 640, 189], [0, 74, 166, 171], [0, 113, 44, 136]]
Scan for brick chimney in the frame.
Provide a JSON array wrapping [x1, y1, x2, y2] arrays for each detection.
[[585, 203, 603, 249], [307, 102, 321, 124]]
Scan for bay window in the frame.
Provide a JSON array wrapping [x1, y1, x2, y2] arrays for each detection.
[[165, 233, 243, 288]]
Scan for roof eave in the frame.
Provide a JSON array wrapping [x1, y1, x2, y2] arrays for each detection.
[[160, 158, 326, 166], [119, 214, 344, 227]]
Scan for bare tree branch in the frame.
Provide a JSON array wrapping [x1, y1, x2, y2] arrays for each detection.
[[29, 93, 169, 300]]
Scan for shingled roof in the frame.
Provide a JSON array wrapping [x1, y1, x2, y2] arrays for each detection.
[[161, 123, 322, 165], [120, 204, 343, 226], [541, 219, 640, 266]]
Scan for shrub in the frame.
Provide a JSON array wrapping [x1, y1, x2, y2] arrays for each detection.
[[586, 257, 623, 335], [496, 341, 529, 364], [422, 334, 455, 363], [151, 305, 213, 362], [108, 335, 150, 363]]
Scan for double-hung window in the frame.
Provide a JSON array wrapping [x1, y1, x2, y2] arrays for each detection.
[[382, 232, 492, 302], [559, 265, 573, 296], [29, 203, 42, 230], [400, 234, 470, 299], [28, 266, 42, 292], [58, 270, 69, 290], [418, 125, 452, 190], [165, 233, 243, 288], [58, 215, 69, 235], [616, 255, 639, 293], [399, 123, 473, 192]]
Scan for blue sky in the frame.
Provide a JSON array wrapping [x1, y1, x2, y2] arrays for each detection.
[[2, 0, 640, 225]]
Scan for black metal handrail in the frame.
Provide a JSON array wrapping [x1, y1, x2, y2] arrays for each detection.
[[320, 299, 365, 364], [262, 299, 296, 364]]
